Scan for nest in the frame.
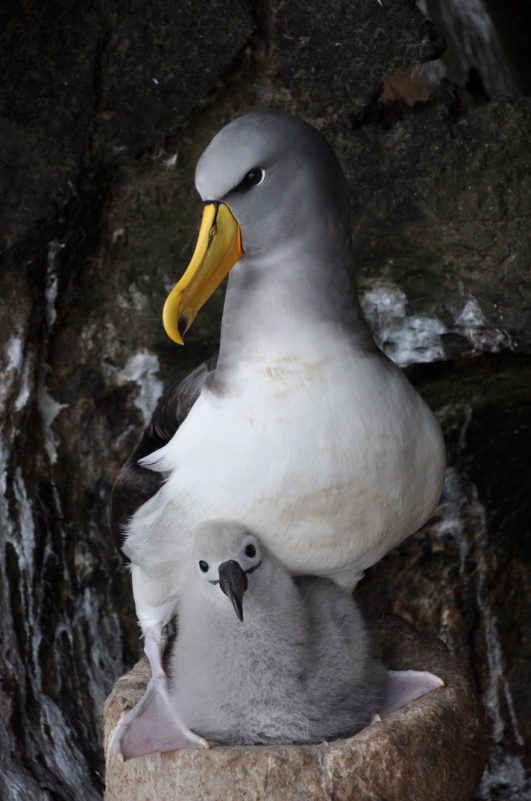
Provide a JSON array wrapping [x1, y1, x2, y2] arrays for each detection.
[[103, 616, 488, 801]]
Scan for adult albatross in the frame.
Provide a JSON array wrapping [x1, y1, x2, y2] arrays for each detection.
[[110, 112, 446, 759]]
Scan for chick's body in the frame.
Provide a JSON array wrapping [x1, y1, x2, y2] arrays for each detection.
[[170, 522, 386, 746]]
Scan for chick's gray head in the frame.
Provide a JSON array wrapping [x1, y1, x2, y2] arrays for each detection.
[[192, 520, 263, 621]]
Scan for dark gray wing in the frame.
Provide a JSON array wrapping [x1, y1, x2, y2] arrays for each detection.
[[110, 353, 218, 551]]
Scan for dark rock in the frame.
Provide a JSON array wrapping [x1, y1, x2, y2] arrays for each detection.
[[92, 0, 255, 161], [347, 96, 531, 358], [273, 0, 445, 125], [0, 0, 255, 250], [422, 0, 531, 97]]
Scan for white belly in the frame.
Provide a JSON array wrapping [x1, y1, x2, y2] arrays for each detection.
[[125, 352, 445, 598]]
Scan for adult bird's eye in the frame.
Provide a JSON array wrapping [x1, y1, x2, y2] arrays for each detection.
[[199, 560, 209, 573], [245, 544, 256, 558], [243, 168, 264, 187]]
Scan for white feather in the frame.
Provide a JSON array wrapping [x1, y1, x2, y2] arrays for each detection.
[[125, 333, 444, 623]]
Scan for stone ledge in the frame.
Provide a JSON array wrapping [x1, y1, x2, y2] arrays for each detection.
[[103, 616, 489, 801]]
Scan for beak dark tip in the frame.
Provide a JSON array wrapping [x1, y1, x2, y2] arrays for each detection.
[[233, 595, 244, 623]]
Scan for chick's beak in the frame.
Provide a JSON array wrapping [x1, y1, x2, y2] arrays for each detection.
[[218, 560, 248, 622]]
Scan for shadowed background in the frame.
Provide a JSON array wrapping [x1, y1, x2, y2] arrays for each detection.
[[0, 0, 530, 798]]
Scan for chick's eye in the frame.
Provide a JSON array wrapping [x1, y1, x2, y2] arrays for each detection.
[[243, 168, 264, 187], [245, 544, 256, 558], [199, 560, 209, 573]]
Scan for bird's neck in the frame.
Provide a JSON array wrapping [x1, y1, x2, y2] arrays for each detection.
[[215, 249, 376, 381]]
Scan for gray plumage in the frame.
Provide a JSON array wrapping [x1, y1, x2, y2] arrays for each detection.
[[170, 520, 387, 746]]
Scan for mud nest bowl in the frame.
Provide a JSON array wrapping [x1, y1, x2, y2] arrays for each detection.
[[104, 616, 489, 801]]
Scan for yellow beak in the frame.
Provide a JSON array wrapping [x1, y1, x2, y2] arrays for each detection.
[[162, 203, 243, 344]]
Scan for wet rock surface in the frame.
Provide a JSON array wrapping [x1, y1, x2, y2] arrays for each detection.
[[0, 0, 255, 251], [1, 0, 530, 799], [103, 618, 488, 801], [351, 95, 531, 360], [273, 0, 444, 124]]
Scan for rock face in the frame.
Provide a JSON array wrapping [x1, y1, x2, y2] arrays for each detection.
[[1, 0, 530, 799], [103, 618, 488, 801]]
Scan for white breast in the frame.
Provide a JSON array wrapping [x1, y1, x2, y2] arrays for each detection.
[[125, 346, 445, 599]]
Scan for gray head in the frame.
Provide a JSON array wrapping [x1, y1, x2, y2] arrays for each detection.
[[191, 520, 265, 622], [162, 111, 366, 351], [195, 112, 351, 262]]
